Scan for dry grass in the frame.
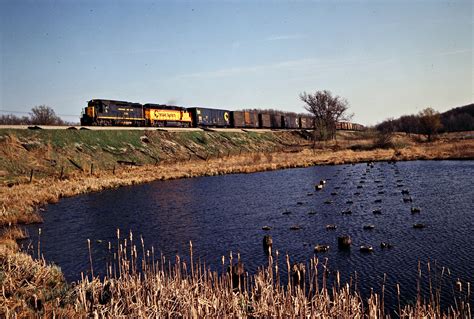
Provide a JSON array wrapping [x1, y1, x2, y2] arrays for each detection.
[[1, 234, 470, 318], [0, 245, 69, 317]]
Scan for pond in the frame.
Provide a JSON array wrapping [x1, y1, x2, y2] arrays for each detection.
[[22, 160, 474, 309]]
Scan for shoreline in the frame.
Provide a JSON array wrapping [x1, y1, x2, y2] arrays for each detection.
[[1, 138, 473, 233]]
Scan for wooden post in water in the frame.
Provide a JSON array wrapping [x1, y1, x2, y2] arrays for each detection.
[[29, 169, 34, 183]]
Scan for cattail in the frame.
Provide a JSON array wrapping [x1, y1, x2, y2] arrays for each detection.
[[37, 228, 42, 259], [87, 239, 94, 278]]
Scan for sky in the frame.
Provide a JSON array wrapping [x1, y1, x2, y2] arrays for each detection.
[[0, 0, 472, 125]]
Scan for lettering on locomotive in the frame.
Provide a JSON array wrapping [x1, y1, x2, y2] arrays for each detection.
[[148, 109, 192, 122]]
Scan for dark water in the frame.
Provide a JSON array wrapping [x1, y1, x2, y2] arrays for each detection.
[[22, 160, 473, 309]]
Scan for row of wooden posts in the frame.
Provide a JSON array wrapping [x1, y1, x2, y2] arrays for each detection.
[[28, 162, 116, 182], [27, 145, 304, 182]]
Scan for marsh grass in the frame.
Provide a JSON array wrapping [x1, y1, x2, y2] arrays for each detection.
[[77, 236, 473, 317], [3, 232, 471, 317], [0, 244, 68, 317]]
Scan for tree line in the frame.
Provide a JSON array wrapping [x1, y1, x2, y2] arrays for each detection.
[[376, 103, 474, 140], [0, 105, 66, 125], [298, 89, 473, 143]]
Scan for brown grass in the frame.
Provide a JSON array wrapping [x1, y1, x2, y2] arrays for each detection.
[[1, 234, 471, 318], [0, 245, 68, 317]]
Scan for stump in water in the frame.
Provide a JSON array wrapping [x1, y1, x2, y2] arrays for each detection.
[[263, 235, 273, 255], [338, 235, 352, 249], [291, 263, 306, 288], [228, 261, 245, 291]]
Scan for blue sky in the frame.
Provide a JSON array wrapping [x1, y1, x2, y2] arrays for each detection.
[[1, 0, 472, 125]]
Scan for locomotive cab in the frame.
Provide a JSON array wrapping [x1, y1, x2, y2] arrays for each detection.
[[80, 103, 96, 125]]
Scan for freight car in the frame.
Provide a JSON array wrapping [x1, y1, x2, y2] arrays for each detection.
[[231, 111, 259, 128], [187, 107, 231, 128], [269, 113, 283, 128], [258, 113, 271, 128], [336, 121, 362, 131], [299, 116, 314, 129], [282, 114, 299, 129]]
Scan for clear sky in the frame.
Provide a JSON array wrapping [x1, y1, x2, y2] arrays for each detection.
[[1, 0, 472, 125]]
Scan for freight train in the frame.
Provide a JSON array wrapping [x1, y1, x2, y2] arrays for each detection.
[[80, 99, 364, 131]]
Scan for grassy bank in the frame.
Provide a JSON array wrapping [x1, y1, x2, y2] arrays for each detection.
[[0, 129, 308, 185]]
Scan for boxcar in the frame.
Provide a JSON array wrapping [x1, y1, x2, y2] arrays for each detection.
[[258, 113, 271, 128], [81, 99, 144, 126], [337, 121, 350, 130], [188, 107, 230, 127], [299, 116, 314, 129], [231, 111, 259, 128], [269, 113, 283, 129], [282, 115, 299, 129], [143, 104, 192, 127]]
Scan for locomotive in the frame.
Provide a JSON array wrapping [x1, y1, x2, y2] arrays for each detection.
[[80, 99, 364, 131], [80, 99, 192, 127]]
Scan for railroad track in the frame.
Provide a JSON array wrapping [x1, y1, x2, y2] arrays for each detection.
[[0, 125, 280, 132]]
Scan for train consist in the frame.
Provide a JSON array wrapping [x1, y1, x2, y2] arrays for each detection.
[[80, 99, 364, 131]]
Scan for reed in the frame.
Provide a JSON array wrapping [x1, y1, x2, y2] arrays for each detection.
[[2, 231, 470, 318]]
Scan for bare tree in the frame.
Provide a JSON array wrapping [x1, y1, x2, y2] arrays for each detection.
[[374, 117, 396, 148], [300, 90, 352, 140], [30, 105, 64, 125], [0, 114, 30, 125], [398, 115, 420, 135], [418, 107, 442, 141]]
